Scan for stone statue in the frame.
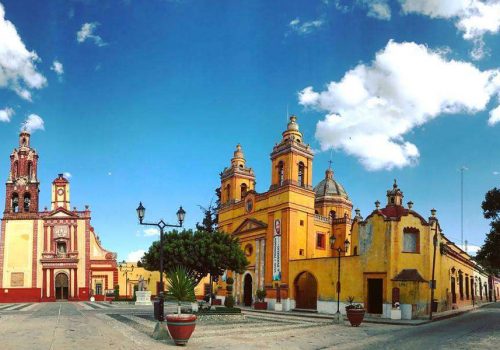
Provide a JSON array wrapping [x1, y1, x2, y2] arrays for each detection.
[[138, 275, 146, 291]]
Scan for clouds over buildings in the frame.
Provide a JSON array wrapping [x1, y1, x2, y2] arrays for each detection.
[[126, 249, 145, 263], [23, 114, 45, 133], [288, 17, 325, 36], [0, 3, 47, 101], [400, 0, 500, 60], [299, 40, 500, 171], [0, 107, 14, 122], [77, 22, 107, 47]]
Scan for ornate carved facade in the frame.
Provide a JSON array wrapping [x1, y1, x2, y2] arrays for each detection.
[[0, 131, 117, 302]]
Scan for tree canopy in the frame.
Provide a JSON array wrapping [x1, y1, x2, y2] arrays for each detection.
[[141, 229, 248, 285], [476, 187, 500, 274]]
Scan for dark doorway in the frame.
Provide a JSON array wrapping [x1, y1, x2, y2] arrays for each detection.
[[294, 271, 318, 310], [367, 278, 383, 314], [243, 274, 253, 306], [55, 273, 69, 300], [451, 277, 457, 304]]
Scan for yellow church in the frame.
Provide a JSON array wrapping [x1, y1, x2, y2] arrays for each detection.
[[0, 131, 117, 302], [218, 116, 495, 319]]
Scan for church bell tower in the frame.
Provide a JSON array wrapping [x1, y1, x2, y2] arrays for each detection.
[[4, 131, 40, 215]]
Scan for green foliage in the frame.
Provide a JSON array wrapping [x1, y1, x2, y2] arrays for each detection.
[[137, 260, 144, 268], [226, 277, 234, 285], [476, 188, 500, 274], [226, 285, 233, 292], [256, 289, 266, 302], [224, 295, 235, 308], [196, 203, 218, 233], [165, 266, 196, 307], [114, 284, 119, 301], [141, 229, 248, 285]]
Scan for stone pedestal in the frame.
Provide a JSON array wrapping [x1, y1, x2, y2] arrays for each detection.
[[390, 309, 402, 320], [274, 303, 283, 311], [135, 291, 152, 306]]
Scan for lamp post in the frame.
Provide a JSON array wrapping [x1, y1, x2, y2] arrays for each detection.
[[119, 261, 134, 298], [429, 211, 438, 320], [329, 235, 350, 314], [136, 202, 185, 322]]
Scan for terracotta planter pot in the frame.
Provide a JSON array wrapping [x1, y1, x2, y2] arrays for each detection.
[[254, 301, 268, 310], [345, 308, 365, 327], [166, 314, 197, 346], [211, 299, 222, 305]]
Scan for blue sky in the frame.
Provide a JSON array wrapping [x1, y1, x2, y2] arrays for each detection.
[[0, 0, 499, 261]]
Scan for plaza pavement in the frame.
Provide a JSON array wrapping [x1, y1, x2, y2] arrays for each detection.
[[0, 301, 498, 349]]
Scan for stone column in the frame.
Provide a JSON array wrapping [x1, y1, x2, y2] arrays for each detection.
[[49, 269, 54, 298], [42, 268, 47, 298], [73, 225, 78, 251], [74, 269, 78, 299], [260, 239, 265, 289]]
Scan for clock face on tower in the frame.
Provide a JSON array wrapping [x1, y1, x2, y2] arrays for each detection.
[[57, 188, 64, 196]]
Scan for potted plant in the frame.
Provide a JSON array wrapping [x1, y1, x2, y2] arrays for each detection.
[[345, 296, 365, 327], [165, 266, 197, 346], [254, 289, 268, 310]]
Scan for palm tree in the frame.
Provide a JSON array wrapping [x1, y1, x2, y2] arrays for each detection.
[[166, 266, 196, 315]]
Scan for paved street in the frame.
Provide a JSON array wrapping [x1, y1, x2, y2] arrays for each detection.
[[0, 302, 498, 349]]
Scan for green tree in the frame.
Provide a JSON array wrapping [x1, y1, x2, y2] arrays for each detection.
[[476, 188, 500, 274], [141, 229, 248, 285], [195, 203, 218, 233]]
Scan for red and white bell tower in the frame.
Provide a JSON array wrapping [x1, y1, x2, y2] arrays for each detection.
[[4, 130, 40, 215]]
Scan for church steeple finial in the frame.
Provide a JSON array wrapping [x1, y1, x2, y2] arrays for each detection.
[[282, 115, 303, 141]]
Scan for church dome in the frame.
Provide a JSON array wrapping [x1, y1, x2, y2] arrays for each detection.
[[314, 168, 349, 201]]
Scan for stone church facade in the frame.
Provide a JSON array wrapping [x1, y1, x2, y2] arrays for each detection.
[[0, 131, 117, 302]]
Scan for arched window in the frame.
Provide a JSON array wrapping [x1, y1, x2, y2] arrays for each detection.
[[226, 184, 231, 203], [329, 210, 336, 220], [403, 227, 420, 253], [23, 193, 31, 212], [298, 162, 305, 187], [12, 193, 19, 213], [278, 161, 284, 186], [57, 242, 67, 254], [315, 210, 319, 215], [240, 183, 247, 198]]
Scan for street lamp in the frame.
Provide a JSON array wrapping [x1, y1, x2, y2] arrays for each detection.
[[136, 202, 185, 322], [330, 235, 350, 314], [429, 211, 439, 320], [119, 261, 134, 298]]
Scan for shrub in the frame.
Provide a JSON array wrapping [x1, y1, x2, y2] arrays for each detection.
[[224, 295, 235, 308], [114, 284, 120, 301], [226, 277, 234, 285], [256, 289, 267, 302], [226, 285, 233, 292]]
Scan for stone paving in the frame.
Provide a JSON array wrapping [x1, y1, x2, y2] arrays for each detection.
[[0, 301, 498, 349]]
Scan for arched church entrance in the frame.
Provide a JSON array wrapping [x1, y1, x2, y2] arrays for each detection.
[[294, 271, 317, 310], [55, 273, 69, 300], [243, 274, 253, 306]]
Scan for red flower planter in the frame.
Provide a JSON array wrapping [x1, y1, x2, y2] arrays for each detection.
[[211, 299, 222, 305], [346, 308, 365, 327], [166, 314, 197, 346], [254, 301, 268, 310]]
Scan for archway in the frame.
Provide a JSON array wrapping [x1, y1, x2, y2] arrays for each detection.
[[243, 274, 253, 306], [294, 271, 317, 310], [55, 273, 69, 300]]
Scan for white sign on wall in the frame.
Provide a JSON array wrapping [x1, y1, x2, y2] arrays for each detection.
[[272, 219, 281, 281]]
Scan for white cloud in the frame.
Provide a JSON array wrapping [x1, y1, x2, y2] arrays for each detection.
[[0, 107, 14, 122], [63, 172, 72, 179], [488, 105, 500, 126], [400, 0, 500, 60], [143, 228, 159, 237], [107, 171, 112, 176], [363, 0, 391, 20], [460, 244, 480, 256], [299, 40, 500, 171], [126, 249, 145, 262], [0, 3, 47, 101], [288, 17, 324, 35], [76, 22, 107, 47], [22, 114, 45, 133], [493, 171, 500, 175], [50, 60, 64, 75]]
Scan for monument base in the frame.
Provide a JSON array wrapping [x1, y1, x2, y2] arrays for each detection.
[[274, 303, 283, 311], [135, 291, 152, 306]]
